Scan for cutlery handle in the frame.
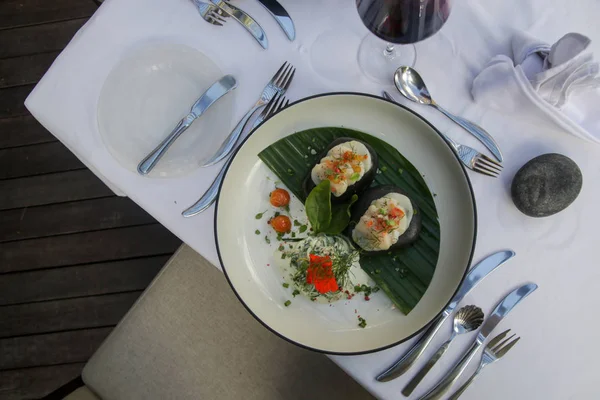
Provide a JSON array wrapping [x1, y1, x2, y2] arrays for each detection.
[[402, 338, 453, 396], [376, 313, 447, 382], [203, 104, 259, 167], [213, 1, 268, 49], [447, 365, 483, 400], [182, 161, 229, 217], [432, 104, 503, 163], [418, 342, 480, 400], [138, 114, 195, 175]]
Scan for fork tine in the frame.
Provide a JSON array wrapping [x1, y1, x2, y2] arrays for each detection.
[[475, 168, 499, 178], [208, 8, 226, 20], [495, 337, 520, 358], [480, 153, 502, 166], [486, 329, 510, 349], [277, 97, 289, 113], [269, 62, 289, 86], [263, 94, 289, 120], [268, 95, 282, 116], [478, 155, 503, 171], [476, 161, 502, 175], [215, 7, 229, 17], [209, 10, 227, 23], [474, 161, 500, 177], [281, 68, 296, 92], [474, 165, 499, 177], [491, 333, 516, 353], [207, 16, 223, 26], [272, 95, 287, 114], [261, 93, 281, 118], [275, 64, 295, 89]]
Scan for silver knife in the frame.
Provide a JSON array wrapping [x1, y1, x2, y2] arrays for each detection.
[[181, 105, 272, 217], [434, 107, 503, 163], [376, 250, 516, 382], [137, 75, 237, 175], [256, 0, 295, 41], [418, 283, 538, 400], [211, 0, 268, 49], [382, 90, 502, 164]]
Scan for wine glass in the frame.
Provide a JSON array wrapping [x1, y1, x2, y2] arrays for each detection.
[[308, 0, 365, 85], [356, 0, 452, 84]]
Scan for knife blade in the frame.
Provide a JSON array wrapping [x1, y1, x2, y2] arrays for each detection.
[[376, 250, 516, 382], [190, 74, 237, 117], [256, 0, 295, 41], [433, 106, 504, 162], [211, 0, 268, 49], [418, 283, 538, 400], [137, 75, 237, 175], [383, 90, 503, 162]]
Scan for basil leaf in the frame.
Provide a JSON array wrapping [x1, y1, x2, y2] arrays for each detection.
[[305, 180, 332, 233], [322, 194, 358, 235]]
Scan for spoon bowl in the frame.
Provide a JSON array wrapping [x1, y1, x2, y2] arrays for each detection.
[[401, 304, 484, 396], [453, 305, 484, 335], [394, 66, 433, 105], [393, 65, 504, 162]]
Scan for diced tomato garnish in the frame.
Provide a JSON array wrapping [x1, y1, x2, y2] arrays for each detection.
[[390, 207, 405, 218]]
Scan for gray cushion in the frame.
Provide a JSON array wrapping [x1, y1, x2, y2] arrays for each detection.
[[83, 245, 374, 400]]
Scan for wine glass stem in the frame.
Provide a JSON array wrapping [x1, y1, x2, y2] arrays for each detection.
[[384, 44, 395, 59]]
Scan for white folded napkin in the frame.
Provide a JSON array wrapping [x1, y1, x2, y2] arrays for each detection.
[[472, 32, 600, 143]]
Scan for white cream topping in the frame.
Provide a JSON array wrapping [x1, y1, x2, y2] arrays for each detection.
[[311, 141, 372, 197], [351, 192, 414, 251]]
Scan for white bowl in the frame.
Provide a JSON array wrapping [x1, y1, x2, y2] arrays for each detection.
[[97, 42, 234, 178], [215, 93, 476, 354]]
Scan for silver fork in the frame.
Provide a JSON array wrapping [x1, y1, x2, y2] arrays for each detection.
[[203, 61, 295, 167], [191, 0, 227, 25], [182, 93, 290, 217], [442, 133, 503, 177], [381, 91, 503, 178], [447, 329, 520, 400]]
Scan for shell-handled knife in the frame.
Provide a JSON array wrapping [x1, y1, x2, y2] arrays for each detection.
[[137, 75, 237, 176], [418, 283, 538, 400], [376, 250, 516, 382], [210, 0, 268, 49], [256, 0, 295, 41]]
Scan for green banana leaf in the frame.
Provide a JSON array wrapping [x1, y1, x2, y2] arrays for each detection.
[[258, 127, 440, 314]]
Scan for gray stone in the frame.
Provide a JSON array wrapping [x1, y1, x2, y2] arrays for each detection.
[[511, 153, 582, 217]]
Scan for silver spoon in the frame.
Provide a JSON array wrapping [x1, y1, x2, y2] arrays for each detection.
[[393, 66, 503, 163], [402, 305, 484, 397]]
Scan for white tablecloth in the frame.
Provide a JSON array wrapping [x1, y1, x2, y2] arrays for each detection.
[[25, 0, 600, 399]]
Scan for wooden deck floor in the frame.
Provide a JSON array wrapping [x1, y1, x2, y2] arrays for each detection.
[[0, 1, 182, 398]]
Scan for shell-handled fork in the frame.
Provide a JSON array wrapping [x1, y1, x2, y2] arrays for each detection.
[[191, 0, 227, 25], [402, 306, 484, 397], [447, 330, 520, 400], [381, 91, 503, 178], [182, 93, 290, 217], [203, 61, 295, 167]]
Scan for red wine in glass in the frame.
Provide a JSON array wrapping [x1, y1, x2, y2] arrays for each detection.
[[356, 0, 452, 83]]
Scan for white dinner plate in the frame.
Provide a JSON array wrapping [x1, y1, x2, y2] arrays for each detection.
[[215, 93, 476, 354], [97, 42, 234, 178]]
